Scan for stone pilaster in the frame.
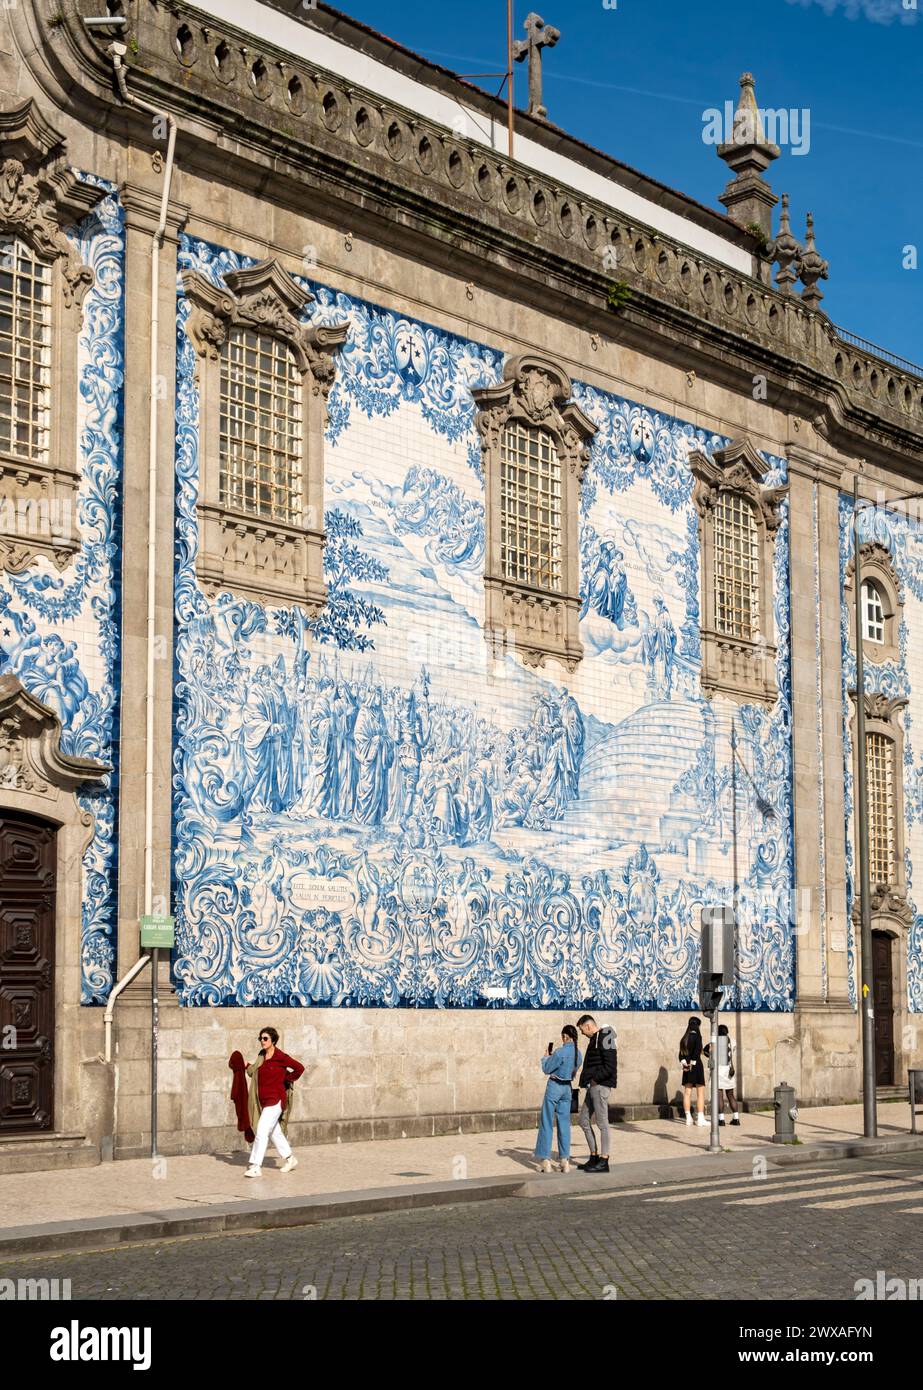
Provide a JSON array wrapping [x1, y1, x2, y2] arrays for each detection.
[[114, 176, 188, 984], [787, 439, 858, 1104]]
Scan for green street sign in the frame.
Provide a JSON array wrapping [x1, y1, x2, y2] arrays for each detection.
[[140, 914, 175, 948]]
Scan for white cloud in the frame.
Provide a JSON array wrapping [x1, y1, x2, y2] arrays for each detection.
[[786, 0, 919, 23]]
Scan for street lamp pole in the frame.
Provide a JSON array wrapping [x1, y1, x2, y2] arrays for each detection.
[[851, 473, 876, 1140]]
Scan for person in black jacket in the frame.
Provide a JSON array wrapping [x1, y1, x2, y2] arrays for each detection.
[[575, 1014, 618, 1173], [679, 1016, 707, 1128]]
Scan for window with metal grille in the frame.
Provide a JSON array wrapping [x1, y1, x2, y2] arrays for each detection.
[[861, 580, 885, 644], [866, 731, 896, 885], [714, 490, 760, 640], [499, 422, 562, 591], [0, 239, 52, 463], [219, 329, 302, 523]]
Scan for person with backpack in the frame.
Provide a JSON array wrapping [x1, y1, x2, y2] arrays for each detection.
[[704, 1022, 740, 1126], [534, 1024, 583, 1173], [575, 1014, 617, 1173], [679, 1015, 707, 1127]]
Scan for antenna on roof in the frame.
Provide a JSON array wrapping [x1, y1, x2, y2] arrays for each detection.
[[506, 0, 514, 160], [456, 1, 515, 160]]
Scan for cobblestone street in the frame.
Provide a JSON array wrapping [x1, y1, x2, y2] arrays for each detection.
[[4, 1152, 921, 1302]]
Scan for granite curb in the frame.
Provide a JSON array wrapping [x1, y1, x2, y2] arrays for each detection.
[[1, 1132, 921, 1259]]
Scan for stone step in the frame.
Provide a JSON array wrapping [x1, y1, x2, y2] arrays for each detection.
[[0, 1132, 99, 1175]]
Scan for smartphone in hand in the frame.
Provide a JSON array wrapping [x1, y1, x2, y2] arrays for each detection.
[[547, 1042, 554, 1055]]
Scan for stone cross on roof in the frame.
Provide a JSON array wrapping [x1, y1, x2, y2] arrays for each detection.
[[513, 12, 560, 121]]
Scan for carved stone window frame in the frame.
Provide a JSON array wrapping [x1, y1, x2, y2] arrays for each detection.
[[181, 258, 349, 611], [845, 542, 902, 667], [848, 690, 908, 898], [0, 100, 103, 576], [472, 354, 595, 672], [688, 438, 786, 706]]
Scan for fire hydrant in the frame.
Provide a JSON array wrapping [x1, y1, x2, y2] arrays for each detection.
[[772, 1080, 798, 1144]]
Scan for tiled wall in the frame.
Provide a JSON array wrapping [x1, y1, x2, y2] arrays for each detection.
[[839, 496, 923, 1012], [0, 180, 124, 1000], [170, 234, 796, 1013]]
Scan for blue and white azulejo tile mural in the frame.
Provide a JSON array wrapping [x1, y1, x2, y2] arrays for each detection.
[[839, 496, 923, 1012], [171, 235, 796, 1011], [0, 179, 124, 1002]]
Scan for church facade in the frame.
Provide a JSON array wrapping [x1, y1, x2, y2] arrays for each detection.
[[1, 0, 922, 1164]]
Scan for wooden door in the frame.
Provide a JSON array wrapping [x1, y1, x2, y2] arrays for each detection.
[[0, 812, 56, 1132], [872, 930, 894, 1088]]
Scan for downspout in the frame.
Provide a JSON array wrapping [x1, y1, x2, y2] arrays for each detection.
[[103, 954, 151, 1065], [107, 39, 177, 927], [100, 952, 150, 1160], [102, 43, 178, 1153]]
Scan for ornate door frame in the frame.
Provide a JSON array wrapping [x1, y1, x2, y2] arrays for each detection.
[[0, 674, 108, 1133], [866, 888, 913, 1092]]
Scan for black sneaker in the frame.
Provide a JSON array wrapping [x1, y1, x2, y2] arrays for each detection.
[[586, 1157, 610, 1174], [731, 1116, 741, 1126], [577, 1156, 600, 1171], [718, 1120, 726, 1127]]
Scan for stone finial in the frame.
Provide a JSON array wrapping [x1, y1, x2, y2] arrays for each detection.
[[717, 72, 780, 239], [513, 12, 560, 121], [798, 212, 829, 309], [768, 193, 803, 295]]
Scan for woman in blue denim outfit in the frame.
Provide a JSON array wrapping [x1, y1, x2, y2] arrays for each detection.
[[534, 1025, 582, 1173]]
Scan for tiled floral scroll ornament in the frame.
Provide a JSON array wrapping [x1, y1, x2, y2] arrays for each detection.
[[839, 495, 923, 1011], [0, 180, 123, 1001], [171, 235, 796, 1010]]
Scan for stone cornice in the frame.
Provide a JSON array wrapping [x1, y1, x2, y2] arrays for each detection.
[[120, 182, 190, 240], [785, 443, 846, 488], [11, 1, 923, 478], [472, 354, 596, 481], [0, 95, 104, 307], [181, 258, 349, 385], [689, 438, 786, 533], [0, 673, 110, 792]]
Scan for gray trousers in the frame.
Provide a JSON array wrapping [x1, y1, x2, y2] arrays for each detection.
[[578, 1084, 611, 1156]]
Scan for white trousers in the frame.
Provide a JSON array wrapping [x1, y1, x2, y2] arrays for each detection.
[[248, 1102, 292, 1167]]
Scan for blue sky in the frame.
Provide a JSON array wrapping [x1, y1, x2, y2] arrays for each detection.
[[342, 0, 922, 366]]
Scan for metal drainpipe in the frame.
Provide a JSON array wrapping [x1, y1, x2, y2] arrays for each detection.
[[100, 953, 150, 1161], [103, 955, 151, 1065], [107, 42, 177, 1158]]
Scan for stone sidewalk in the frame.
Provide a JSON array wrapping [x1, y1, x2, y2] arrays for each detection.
[[0, 1102, 919, 1256]]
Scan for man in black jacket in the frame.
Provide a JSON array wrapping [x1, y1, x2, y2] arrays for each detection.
[[576, 1014, 617, 1173]]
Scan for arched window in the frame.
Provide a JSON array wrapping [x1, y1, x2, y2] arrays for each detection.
[[846, 543, 901, 666], [861, 579, 885, 646], [182, 259, 348, 610], [219, 328, 303, 524], [853, 692, 907, 898], [0, 101, 102, 576], [0, 238, 53, 465], [713, 489, 760, 640], [689, 439, 785, 705], [473, 356, 595, 672], [499, 421, 562, 592], [866, 730, 896, 886]]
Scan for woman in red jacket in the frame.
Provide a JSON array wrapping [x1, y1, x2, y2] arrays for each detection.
[[244, 1027, 305, 1177]]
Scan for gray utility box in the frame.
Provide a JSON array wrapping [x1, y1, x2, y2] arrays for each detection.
[[701, 905, 735, 977]]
